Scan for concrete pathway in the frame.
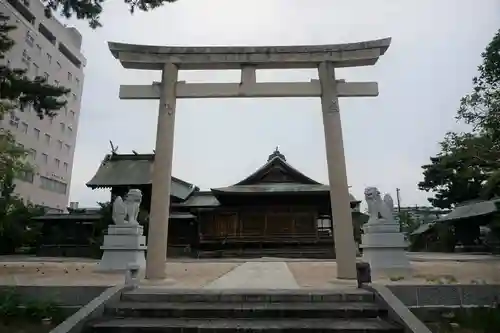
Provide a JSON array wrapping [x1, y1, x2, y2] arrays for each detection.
[[203, 261, 300, 289]]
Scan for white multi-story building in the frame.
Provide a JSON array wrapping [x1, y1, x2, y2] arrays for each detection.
[[0, 0, 86, 212], [394, 206, 451, 223]]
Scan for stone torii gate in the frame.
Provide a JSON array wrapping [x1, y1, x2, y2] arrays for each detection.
[[108, 38, 391, 281]]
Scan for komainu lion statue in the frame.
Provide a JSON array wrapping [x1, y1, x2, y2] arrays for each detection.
[[112, 189, 143, 225], [364, 187, 395, 224]]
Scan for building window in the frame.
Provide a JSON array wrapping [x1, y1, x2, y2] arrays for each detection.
[[57, 140, 63, 150], [54, 158, 60, 168], [56, 61, 61, 70], [47, 53, 52, 64], [67, 72, 72, 81], [21, 122, 28, 133], [33, 128, 40, 139], [32, 63, 39, 77], [25, 31, 34, 47], [17, 170, 34, 183], [72, 93, 77, 101], [22, 50, 30, 65], [44, 133, 51, 145], [60, 122, 65, 133], [41, 153, 48, 164], [63, 162, 68, 172], [39, 176, 67, 194], [67, 126, 73, 136], [28, 148, 36, 159], [64, 144, 71, 154], [75, 78, 80, 87], [9, 114, 19, 128], [316, 217, 332, 236], [36, 44, 42, 55], [70, 110, 75, 118]]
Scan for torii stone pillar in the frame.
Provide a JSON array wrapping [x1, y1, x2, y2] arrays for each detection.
[[146, 63, 178, 279], [108, 38, 392, 281], [318, 62, 357, 278]]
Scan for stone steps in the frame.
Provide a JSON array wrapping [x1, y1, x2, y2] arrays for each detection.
[[91, 317, 402, 333], [107, 301, 385, 319], [88, 289, 403, 333], [120, 289, 375, 303]]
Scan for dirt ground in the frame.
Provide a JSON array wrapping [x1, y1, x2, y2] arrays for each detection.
[[0, 260, 499, 288], [287, 261, 500, 288], [0, 261, 240, 287]]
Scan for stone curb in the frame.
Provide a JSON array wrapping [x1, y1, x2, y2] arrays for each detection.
[[366, 284, 432, 333], [49, 284, 126, 333]]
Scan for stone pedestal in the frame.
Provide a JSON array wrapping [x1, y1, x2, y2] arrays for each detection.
[[360, 219, 411, 277], [96, 224, 147, 272]]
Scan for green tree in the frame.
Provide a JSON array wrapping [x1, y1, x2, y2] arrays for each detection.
[[0, 12, 68, 252], [0, 13, 69, 118], [397, 211, 421, 235], [419, 29, 500, 207], [42, 0, 178, 29], [1, 11, 69, 180], [457, 29, 500, 135], [418, 133, 488, 209]]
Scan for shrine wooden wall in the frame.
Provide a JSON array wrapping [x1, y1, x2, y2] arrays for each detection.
[[198, 206, 329, 243]]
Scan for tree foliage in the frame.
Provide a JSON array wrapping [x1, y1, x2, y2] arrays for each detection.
[[0, 13, 69, 119], [0, 11, 70, 253], [397, 211, 421, 235], [457, 30, 500, 134], [419, 29, 500, 208], [42, 0, 178, 29]]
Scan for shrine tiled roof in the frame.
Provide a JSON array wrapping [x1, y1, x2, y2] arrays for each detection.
[[175, 192, 221, 207], [86, 153, 197, 201], [212, 148, 359, 202], [437, 198, 500, 222], [212, 184, 330, 194], [233, 147, 321, 186]]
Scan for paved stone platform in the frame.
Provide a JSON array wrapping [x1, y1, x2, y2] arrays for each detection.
[[204, 262, 299, 289], [0, 255, 499, 288], [1, 252, 498, 263]]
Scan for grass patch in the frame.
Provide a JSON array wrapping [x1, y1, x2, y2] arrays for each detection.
[[0, 287, 65, 326], [389, 276, 405, 281], [425, 307, 500, 332]]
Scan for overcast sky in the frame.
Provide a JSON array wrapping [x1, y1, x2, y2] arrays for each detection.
[[66, 0, 499, 208]]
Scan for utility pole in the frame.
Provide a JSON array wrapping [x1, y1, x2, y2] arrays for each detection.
[[396, 188, 402, 233], [396, 188, 401, 212]]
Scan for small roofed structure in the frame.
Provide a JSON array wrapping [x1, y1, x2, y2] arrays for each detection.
[[410, 199, 500, 253], [85, 148, 366, 259], [33, 208, 102, 258]]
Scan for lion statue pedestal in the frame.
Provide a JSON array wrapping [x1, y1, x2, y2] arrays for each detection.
[[360, 187, 411, 278], [96, 189, 147, 272]]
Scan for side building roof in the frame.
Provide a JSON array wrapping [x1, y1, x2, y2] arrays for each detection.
[[86, 153, 198, 201]]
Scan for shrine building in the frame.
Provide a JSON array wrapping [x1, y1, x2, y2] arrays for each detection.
[[86, 148, 367, 258]]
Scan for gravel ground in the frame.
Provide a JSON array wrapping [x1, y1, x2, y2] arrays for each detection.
[[1, 259, 499, 287], [287, 261, 500, 287], [0, 261, 240, 287]]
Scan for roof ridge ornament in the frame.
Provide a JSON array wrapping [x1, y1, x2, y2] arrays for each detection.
[[267, 146, 286, 162]]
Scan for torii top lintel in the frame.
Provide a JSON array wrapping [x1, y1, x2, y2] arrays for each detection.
[[108, 37, 391, 71]]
